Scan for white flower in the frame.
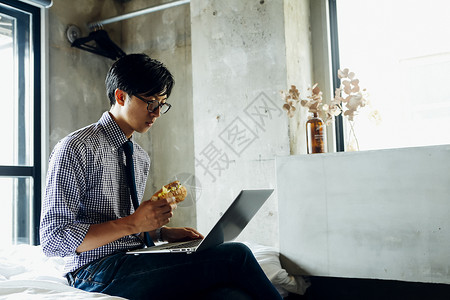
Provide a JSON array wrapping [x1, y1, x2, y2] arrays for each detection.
[[281, 85, 301, 118], [347, 94, 363, 110], [332, 68, 372, 122], [329, 104, 341, 116], [338, 68, 349, 79], [281, 68, 378, 127]]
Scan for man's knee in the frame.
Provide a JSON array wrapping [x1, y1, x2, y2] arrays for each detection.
[[218, 242, 252, 256]]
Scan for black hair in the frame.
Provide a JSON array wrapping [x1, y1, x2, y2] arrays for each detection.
[[105, 53, 175, 106]]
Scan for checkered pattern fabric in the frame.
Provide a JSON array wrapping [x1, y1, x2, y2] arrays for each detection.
[[40, 112, 150, 274]]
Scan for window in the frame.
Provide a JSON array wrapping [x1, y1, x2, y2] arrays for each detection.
[[0, 0, 41, 245], [329, 0, 450, 151]]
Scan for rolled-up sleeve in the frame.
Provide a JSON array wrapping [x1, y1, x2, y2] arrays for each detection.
[[40, 138, 90, 257]]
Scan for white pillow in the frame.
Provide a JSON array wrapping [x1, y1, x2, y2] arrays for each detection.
[[242, 242, 311, 296]]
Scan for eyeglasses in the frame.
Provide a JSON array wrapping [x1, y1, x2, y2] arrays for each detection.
[[134, 94, 172, 114]]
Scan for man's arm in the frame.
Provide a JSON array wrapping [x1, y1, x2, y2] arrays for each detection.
[[40, 139, 89, 257], [41, 138, 173, 256], [76, 198, 173, 253]]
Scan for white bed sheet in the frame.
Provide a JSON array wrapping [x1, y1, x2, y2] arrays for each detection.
[[0, 245, 125, 299]]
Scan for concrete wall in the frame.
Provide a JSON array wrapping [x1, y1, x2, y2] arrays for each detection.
[[190, 0, 312, 247], [284, 0, 314, 155], [47, 0, 121, 152]]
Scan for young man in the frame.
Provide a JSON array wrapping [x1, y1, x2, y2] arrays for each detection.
[[40, 54, 282, 300]]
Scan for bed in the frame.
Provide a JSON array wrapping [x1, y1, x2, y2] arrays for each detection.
[[0, 243, 308, 299], [0, 244, 125, 299]]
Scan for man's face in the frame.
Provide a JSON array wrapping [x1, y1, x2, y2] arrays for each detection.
[[110, 89, 171, 138], [124, 93, 167, 134]]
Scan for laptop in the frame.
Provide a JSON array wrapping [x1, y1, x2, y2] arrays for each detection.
[[126, 189, 274, 254]]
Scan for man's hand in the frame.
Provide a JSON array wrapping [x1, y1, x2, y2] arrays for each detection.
[[75, 200, 200, 253], [131, 198, 173, 233], [162, 227, 204, 243], [76, 199, 172, 253]]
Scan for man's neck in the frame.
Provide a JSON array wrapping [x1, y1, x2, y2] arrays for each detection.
[[108, 110, 133, 139]]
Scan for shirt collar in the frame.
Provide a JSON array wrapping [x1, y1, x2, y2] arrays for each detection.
[[99, 112, 131, 150]]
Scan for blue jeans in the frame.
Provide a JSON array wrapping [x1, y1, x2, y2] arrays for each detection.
[[66, 242, 282, 300]]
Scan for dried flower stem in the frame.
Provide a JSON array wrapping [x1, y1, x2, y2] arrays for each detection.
[[347, 120, 360, 151]]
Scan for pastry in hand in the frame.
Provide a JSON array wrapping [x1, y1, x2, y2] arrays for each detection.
[[151, 180, 187, 204]]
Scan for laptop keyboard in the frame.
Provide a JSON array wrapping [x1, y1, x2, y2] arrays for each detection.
[[165, 239, 202, 249]]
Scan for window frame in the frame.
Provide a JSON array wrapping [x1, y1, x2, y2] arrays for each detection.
[[0, 0, 41, 245], [327, 0, 345, 152]]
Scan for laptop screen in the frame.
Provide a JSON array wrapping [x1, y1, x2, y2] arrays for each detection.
[[197, 189, 274, 251]]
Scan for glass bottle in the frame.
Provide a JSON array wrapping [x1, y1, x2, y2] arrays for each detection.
[[306, 112, 327, 154]]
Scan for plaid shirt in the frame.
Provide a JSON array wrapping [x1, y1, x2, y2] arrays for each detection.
[[40, 112, 150, 274]]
